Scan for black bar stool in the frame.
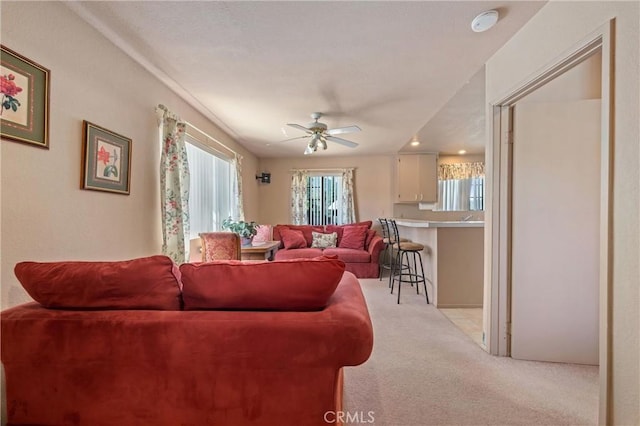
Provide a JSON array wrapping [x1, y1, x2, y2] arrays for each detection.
[[377, 218, 393, 280], [378, 218, 412, 284], [388, 219, 431, 304]]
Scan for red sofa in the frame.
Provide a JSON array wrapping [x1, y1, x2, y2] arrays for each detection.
[[1, 255, 373, 426], [273, 221, 384, 278]]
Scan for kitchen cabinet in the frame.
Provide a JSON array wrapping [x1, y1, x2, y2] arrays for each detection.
[[396, 154, 437, 203]]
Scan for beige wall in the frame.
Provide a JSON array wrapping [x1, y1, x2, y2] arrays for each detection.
[[485, 2, 639, 423], [0, 2, 258, 309], [257, 155, 395, 226]]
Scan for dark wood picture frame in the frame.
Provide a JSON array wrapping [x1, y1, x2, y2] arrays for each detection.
[[81, 121, 132, 195]]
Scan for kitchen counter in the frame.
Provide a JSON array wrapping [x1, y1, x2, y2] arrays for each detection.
[[392, 219, 484, 308], [393, 218, 484, 228]]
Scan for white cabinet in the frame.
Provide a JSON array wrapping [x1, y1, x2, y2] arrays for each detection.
[[396, 154, 437, 203]]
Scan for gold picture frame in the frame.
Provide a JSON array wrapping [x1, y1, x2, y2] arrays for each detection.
[[0, 45, 50, 148]]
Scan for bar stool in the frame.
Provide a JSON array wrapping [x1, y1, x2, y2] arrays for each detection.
[[378, 218, 412, 283], [377, 218, 393, 280], [388, 219, 431, 304]]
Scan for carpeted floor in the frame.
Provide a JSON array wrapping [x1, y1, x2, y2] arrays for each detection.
[[343, 278, 599, 426]]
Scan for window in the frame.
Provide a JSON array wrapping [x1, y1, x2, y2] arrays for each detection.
[[469, 177, 484, 211], [436, 162, 485, 211], [307, 174, 344, 226], [185, 137, 233, 239]]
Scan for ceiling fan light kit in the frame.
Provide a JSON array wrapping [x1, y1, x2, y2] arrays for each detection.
[[287, 112, 361, 155], [471, 10, 499, 33]]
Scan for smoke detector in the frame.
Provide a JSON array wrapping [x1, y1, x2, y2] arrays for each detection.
[[471, 10, 499, 33]]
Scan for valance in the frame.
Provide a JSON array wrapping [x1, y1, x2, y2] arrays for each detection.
[[438, 162, 485, 180]]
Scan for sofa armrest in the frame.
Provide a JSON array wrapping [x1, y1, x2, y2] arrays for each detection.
[[367, 235, 384, 265]]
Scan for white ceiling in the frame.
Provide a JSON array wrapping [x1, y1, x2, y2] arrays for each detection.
[[67, 1, 545, 158]]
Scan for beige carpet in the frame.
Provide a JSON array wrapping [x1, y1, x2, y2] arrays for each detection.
[[343, 278, 598, 426]]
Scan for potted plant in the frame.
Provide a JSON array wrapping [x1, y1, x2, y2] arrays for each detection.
[[222, 217, 258, 246]]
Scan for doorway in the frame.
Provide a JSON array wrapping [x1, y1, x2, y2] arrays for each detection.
[[485, 21, 613, 423]]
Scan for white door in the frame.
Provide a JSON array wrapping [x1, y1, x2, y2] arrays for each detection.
[[511, 99, 600, 365]]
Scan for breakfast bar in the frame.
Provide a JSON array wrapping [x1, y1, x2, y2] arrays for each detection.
[[393, 219, 484, 308]]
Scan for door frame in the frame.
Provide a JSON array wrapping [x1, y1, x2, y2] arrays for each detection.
[[485, 20, 613, 424]]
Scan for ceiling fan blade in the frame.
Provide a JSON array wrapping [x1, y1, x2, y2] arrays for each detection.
[[287, 123, 312, 134], [326, 125, 361, 136], [326, 135, 359, 148], [279, 135, 310, 143]]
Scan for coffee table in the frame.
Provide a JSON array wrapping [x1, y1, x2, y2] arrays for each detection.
[[240, 240, 280, 261]]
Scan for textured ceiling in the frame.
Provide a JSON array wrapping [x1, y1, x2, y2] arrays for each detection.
[[67, 1, 545, 158]]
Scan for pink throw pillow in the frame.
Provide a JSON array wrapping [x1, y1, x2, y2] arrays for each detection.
[[280, 228, 307, 249], [253, 224, 272, 243], [339, 225, 369, 250], [180, 256, 346, 311], [14, 255, 182, 310]]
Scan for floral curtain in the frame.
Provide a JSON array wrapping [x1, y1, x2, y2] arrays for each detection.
[[290, 169, 309, 224], [438, 162, 485, 180], [231, 154, 245, 221], [340, 168, 356, 224], [157, 105, 190, 263]]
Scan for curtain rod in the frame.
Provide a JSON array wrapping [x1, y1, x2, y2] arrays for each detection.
[[290, 167, 356, 172], [157, 104, 239, 157], [185, 121, 238, 157]]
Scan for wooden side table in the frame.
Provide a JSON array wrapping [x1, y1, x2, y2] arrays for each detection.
[[240, 240, 280, 261]]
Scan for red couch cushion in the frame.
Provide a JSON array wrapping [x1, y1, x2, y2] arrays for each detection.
[[14, 255, 182, 310], [280, 228, 307, 249], [273, 225, 324, 248], [275, 247, 324, 260], [323, 248, 372, 263], [180, 257, 345, 311], [338, 225, 369, 250]]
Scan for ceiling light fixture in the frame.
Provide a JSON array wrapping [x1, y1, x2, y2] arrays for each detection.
[[410, 136, 421, 146], [471, 10, 499, 33], [458, 149, 467, 155]]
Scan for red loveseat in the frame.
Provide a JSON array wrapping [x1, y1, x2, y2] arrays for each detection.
[[1, 255, 373, 426], [272, 221, 384, 278]]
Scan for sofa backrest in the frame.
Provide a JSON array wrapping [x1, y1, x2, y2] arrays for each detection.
[[273, 222, 376, 250]]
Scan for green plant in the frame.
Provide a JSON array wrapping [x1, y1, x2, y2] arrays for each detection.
[[222, 217, 258, 239]]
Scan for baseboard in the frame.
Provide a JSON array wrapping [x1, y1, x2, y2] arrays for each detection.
[[437, 304, 483, 309]]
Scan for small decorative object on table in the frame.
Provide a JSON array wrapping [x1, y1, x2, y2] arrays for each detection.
[[222, 217, 258, 246]]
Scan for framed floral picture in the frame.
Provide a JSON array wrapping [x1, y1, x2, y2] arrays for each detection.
[[81, 121, 132, 195], [0, 45, 50, 148]]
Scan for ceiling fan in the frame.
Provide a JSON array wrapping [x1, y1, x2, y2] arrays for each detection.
[[286, 112, 361, 155]]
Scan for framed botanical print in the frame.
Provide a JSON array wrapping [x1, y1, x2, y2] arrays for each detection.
[[81, 121, 132, 195], [0, 45, 50, 148]]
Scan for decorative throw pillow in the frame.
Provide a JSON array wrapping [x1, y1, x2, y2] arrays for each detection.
[[253, 224, 272, 244], [338, 225, 369, 250], [14, 255, 182, 310], [311, 231, 338, 248], [280, 228, 307, 249], [326, 221, 373, 246], [365, 229, 377, 249], [179, 256, 346, 311]]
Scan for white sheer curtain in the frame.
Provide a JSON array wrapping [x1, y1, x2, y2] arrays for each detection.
[[290, 169, 309, 224], [185, 140, 232, 238], [340, 168, 356, 224]]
